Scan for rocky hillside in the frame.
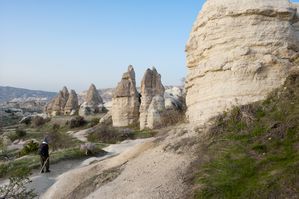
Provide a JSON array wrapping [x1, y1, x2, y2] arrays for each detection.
[[0, 86, 56, 103], [192, 71, 299, 198]]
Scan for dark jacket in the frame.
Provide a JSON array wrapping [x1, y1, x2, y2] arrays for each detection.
[[39, 143, 49, 157]]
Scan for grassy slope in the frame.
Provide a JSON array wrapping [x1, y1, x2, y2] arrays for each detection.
[[193, 72, 299, 199]]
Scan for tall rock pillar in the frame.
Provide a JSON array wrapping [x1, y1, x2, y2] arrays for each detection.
[[140, 67, 165, 130], [112, 65, 140, 127]]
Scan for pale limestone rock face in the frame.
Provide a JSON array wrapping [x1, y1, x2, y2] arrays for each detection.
[[64, 90, 79, 115], [185, 0, 299, 125], [146, 95, 165, 129], [79, 84, 104, 116], [140, 67, 165, 130], [112, 65, 140, 127]]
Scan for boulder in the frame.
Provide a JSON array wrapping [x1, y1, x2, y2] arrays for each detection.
[[140, 67, 165, 129], [80, 143, 96, 155], [185, 0, 299, 125], [112, 65, 140, 127]]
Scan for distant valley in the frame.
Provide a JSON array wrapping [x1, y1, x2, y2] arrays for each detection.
[[0, 86, 57, 103]]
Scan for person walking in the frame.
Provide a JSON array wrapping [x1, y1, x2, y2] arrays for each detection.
[[39, 139, 50, 173]]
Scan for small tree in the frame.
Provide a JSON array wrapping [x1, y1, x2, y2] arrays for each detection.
[[0, 175, 36, 199], [15, 128, 26, 138]]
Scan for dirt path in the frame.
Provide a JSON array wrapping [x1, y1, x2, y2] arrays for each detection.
[[26, 138, 151, 197], [41, 125, 201, 199], [27, 158, 85, 195], [67, 127, 94, 142]]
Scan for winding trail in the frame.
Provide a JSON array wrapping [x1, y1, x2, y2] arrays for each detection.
[[41, 125, 200, 199], [28, 138, 151, 196]]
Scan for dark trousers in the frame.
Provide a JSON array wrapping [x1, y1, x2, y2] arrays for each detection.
[[40, 156, 49, 172]]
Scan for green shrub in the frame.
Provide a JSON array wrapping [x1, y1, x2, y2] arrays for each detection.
[[87, 125, 133, 144], [15, 128, 26, 138], [88, 118, 100, 128], [19, 140, 39, 157], [161, 109, 186, 127], [31, 116, 48, 127], [45, 130, 76, 151], [67, 116, 86, 129], [52, 123, 60, 131]]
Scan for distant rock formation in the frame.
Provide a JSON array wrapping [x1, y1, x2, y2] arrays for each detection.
[[64, 90, 79, 115], [112, 65, 140, 127], [140, 67, 165, 130], [79, 84, 104, 116], [185, 0, 299, 125], [86, 84, 103, 106], [45, 86, 74, 116], [164, 87, 184, 111]]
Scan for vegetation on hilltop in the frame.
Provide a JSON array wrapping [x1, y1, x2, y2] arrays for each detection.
[[193, 72, 299, 199]]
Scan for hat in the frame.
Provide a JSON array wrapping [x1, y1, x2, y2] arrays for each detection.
[[42, 138, 48, 144]]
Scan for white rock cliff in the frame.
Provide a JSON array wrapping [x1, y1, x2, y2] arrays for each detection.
[[185, 0, 299, 125]]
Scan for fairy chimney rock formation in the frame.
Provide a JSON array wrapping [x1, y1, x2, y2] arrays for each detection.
[[45, 86, 76, 116], [61, 86, 69, 101], [112, 65, 140, 127], [79, 84, 104, 116], [140, 67, 165, 130], [64, 90, 79, 115], [185, 0, 299, 125], [86, 84, 103, 106]]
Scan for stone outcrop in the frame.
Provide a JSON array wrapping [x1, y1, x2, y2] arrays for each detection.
[[164, 87, 184, 111], [64, 90, 79, 115], [45, 86, 73, 116], [79, 84, 104, 116], [185, 0, 299, 125], [111, 65, 140, 127], [140, 67, 165, 129]]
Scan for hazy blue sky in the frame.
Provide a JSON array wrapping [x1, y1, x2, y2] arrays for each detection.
[[1, 0, 299, 92], [0, 0, 205, 92]]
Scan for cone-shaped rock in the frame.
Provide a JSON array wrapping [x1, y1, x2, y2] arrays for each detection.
[[86, 84, 103, 106], [185, 0, 299, 125], [79, 84, 104, 116], [112, 65, 140, 127], [64, 90, 79, 115], [140, 67, 165, 130]]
